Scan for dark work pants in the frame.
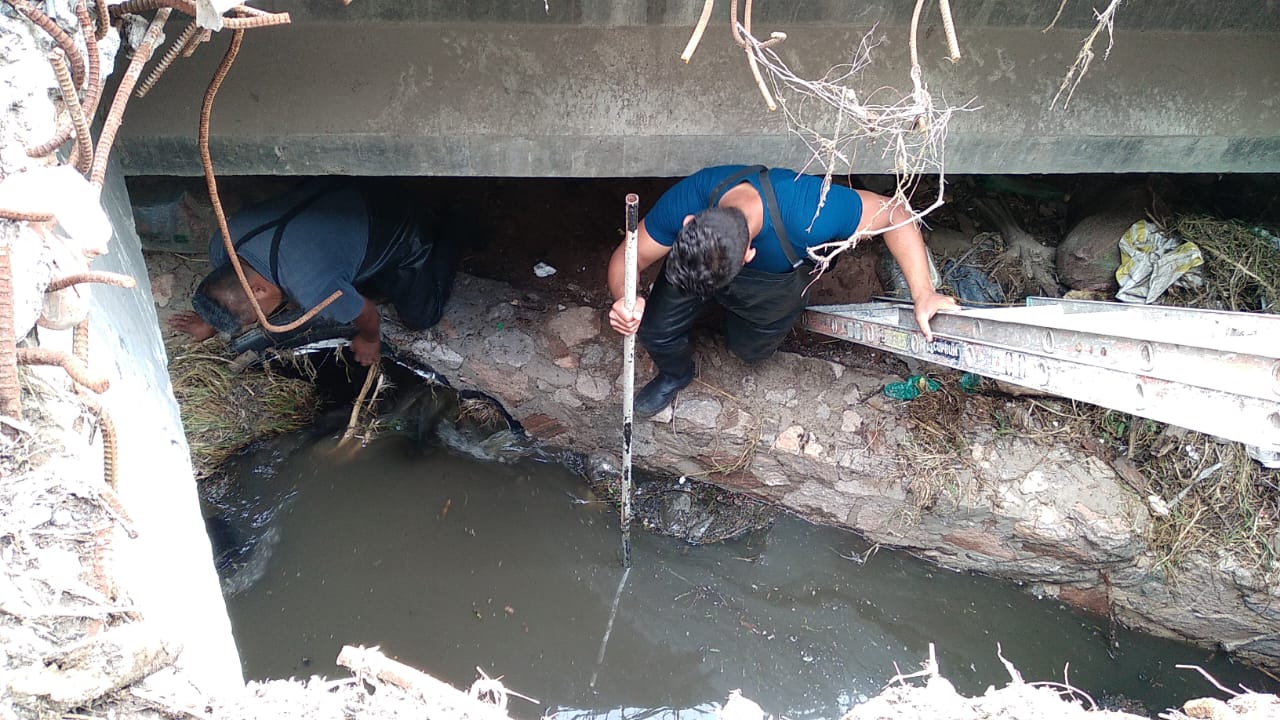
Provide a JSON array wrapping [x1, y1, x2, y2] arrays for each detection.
[[637, 263, 812, 377]]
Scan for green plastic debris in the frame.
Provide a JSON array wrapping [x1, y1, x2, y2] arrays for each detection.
[[883, 375, 941, 401], [959, 373, 982, 393]]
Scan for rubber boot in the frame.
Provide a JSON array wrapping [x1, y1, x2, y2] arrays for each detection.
[[634, 346, 695, 417]]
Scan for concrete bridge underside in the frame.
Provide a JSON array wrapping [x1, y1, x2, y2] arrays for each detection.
[[116, 1, 1280, 178]]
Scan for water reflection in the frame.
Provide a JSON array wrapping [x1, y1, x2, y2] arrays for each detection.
[[214, 432, 1275, 719]]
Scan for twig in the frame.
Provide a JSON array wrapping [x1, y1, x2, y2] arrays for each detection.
[[1043, 0, 1070, 32], [1052, 0, 1123, 109], [996, 642, 1025, 684], [730, 0, 781, 110], [1174, 664, 1242, 697], [885, 642, 939, 687], [336, 645, 516, 720], [339, 363, 380, 445], [679, 0, 715, 62]]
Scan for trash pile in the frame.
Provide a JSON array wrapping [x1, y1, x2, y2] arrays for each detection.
[[883, 176, 1280, 575]]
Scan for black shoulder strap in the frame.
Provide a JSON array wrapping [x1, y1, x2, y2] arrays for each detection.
[[754, 169, 804, 270], [707, 165, 766, 208], [232, 184, 341, 284], [707, 166, 803, 270]]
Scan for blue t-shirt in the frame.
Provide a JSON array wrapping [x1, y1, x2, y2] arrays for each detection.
[[644, 166, 864, 273], [209, 182, 369, 323]]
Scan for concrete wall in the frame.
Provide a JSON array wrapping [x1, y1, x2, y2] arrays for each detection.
[[92, 161, 245, 694], [114, 0, 1280, 177]]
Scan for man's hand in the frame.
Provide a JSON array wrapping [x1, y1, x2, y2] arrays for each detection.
[[350, 335, 381, 366], [609, 295, 646, 336], [913, 291, 960, 342], [168, 310, 217, 341]]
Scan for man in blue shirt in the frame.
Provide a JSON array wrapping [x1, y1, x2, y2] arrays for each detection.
[[608, 165, 958, 417], [170, 179, 457, 366]]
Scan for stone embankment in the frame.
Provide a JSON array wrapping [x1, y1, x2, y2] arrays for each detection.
[[385, 273, 1280, 671]]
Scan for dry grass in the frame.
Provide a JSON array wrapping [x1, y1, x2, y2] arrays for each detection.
[[169, 339, 319, 479], [1160, 215, 1280, 313], [899, 375, 1001, 512]]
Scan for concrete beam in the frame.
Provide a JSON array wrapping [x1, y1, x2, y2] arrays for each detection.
[[115, 20, 1279, 176]]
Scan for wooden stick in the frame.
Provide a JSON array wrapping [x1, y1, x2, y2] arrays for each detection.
[[339, 362, 380, 446], [336, 645, 514, 720], [620, 193, 639, 568]]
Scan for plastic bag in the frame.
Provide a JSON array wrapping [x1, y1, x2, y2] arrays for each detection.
[[883, 375, 941, 400], [1115, 220, 1204, 304]]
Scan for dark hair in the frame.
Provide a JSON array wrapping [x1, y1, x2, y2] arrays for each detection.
[[192, 264, 245, 335], [664, 207, 750, 297]]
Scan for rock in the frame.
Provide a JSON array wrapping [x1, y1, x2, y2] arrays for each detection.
[[925, 227, 974, 261], [1182, 697, 1231, 719], [1055, 210, 1137, 292]]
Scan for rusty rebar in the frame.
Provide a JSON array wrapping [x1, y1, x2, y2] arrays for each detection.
[[109, 0, 193, 17], [76, 392, 124, 501], [16, 347, 110, 394], [93, 0, 109, 38], [89, 7, 171, 188], [0, 209, 54, 222], [200, 28, 339, 333], [181, 27, 210, 57], [136, 20, 198, 98], [49, 50, 94, 176], [72, 317, 90, 363], [221, 11, 290, 29], [5, 0, 87, 87], [76, 0, 104, 118], [48, 271, 137, 292], [0, 224, 19, 423], [26, 126, 73, 158]]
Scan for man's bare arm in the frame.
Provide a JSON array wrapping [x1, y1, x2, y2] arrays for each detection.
[[349, 297, 381, 366], [607, 219, 671, 336], [856, 190, 959, 341]]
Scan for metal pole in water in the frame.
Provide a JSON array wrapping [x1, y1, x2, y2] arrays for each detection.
[[620, 193, 639, 569]]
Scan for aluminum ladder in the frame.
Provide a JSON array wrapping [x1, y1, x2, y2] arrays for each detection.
[[800, 298, 1280, 451]]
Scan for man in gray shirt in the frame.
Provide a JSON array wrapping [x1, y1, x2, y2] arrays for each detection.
[[171, 179, 457, 366]]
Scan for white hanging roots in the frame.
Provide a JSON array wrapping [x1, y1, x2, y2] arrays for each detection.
[[680, 0, 974, 275]]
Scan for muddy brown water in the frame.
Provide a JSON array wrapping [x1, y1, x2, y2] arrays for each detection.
[[207, 421, 1279, 720]]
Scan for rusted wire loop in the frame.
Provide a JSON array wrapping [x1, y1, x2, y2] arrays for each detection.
[[0, 209, 54, 222], [5, 0, 87, 87], [16, 347, 110, 394], [199, 29, 340, 333], [47, 271, 137, 292]]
